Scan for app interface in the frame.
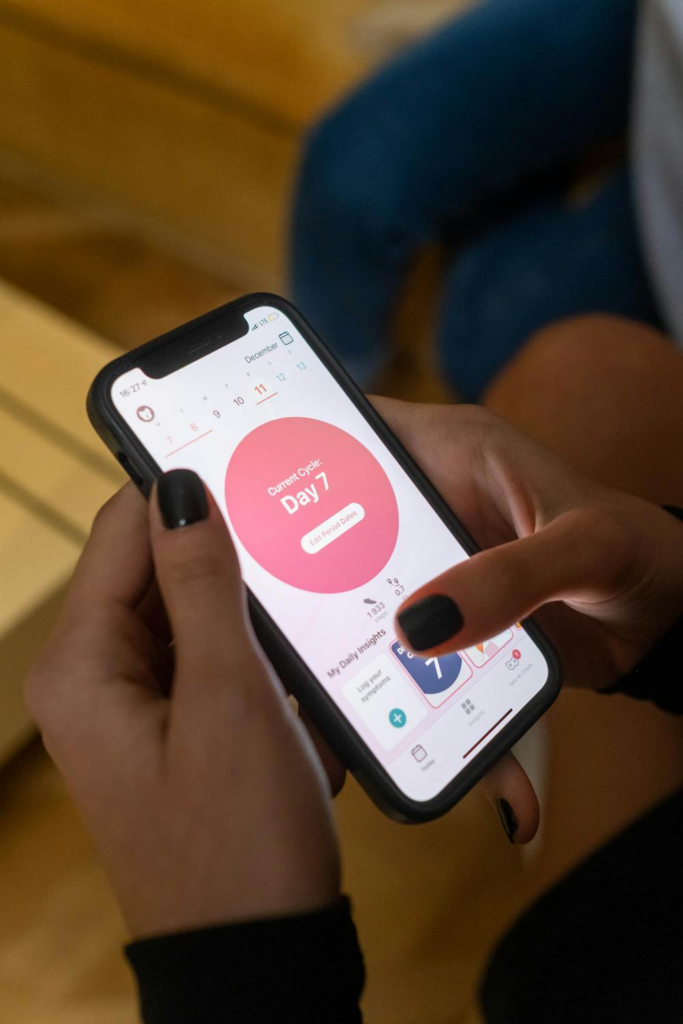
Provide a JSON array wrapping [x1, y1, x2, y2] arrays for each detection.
[[112, 305, 549, 802]]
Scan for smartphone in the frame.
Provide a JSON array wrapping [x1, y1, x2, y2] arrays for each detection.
[[88, 293, 560, 822]]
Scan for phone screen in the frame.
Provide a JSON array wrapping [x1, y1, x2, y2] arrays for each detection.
[[112, 303, 549, 803]]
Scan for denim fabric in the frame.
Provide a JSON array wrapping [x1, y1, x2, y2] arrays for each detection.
[[438, 165, 662, 399], [290, 0, 652, 392]]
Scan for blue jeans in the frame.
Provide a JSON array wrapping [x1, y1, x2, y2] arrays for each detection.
[[290, 0, 659, 399]]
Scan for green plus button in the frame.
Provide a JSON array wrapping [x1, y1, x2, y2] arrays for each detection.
[[389, 708, 407, 728]]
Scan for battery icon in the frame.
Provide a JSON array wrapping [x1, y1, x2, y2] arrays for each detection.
[[267, 313, 280, 322]]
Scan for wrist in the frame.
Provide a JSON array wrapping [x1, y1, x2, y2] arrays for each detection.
[[123, 864, 342, 943]]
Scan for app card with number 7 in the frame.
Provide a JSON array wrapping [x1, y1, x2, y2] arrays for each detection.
[[390, 639, 473, 709]]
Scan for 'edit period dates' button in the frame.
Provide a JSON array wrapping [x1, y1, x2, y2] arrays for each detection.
[[301, 503, 365, 554]]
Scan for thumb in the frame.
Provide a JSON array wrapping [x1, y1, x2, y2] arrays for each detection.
[[395, 505, 633, 657], [477, 751, 540, 845], [150, 469, 266, 711]]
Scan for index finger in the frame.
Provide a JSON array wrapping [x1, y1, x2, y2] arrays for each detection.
[[63, 482, 153, 618]]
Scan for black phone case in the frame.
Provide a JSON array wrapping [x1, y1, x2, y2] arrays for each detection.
[[87, 292, 562, 823]]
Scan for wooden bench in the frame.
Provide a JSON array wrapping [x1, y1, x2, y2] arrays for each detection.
[[0, 279, 125, 764]]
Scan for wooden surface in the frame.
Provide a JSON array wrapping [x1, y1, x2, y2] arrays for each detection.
[[0, 170, 241, 348], [0, 277, 125, 534], [0, 0, 383, 285], [0, 0, 378, 128], [0, 741, 137, 1024], [0, 279, 125, 761], [0, 0, 469, 285], [0, 20, 295, 285]]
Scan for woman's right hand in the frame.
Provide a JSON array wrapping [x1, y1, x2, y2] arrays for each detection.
[[372, 399, 683, 692], [25, 476, 342, 941]]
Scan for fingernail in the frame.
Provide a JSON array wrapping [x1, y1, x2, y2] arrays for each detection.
[[496, 798, 518, 843], [397, 595, 463, 651], [157, 469, 208, 529]]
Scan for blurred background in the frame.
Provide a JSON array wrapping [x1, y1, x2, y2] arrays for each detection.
[[0, 1, 641, 1021]]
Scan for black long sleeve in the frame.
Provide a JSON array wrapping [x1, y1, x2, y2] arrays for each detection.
[[481, 786, 683, 1023], [126, 897, 364, 1023]]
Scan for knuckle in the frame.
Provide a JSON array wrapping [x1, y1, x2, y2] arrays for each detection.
[[23, 664, 42, 720], [91, 486, 126, 533], [224, 658, 269, 716], [24, 617, 92, 735], [454, 404, 499, 459], [451, 403, 496, 436], [425, 404, 495, 461], [164, 546, 227, 594], [455, 403, 494, 426], [24, 654, 60, 728], [576, 503, 627, 543], [574, 504, 638, 587]]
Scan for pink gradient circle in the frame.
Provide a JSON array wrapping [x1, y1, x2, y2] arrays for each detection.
[[225, 417, 399, 593]]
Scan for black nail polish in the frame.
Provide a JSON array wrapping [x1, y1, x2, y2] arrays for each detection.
[[397, 594, 463, 651], [497, 798, 518, 843], [157, 469, 208, 529]]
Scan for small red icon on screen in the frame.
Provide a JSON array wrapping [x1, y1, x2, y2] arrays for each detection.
[[512, 649, 521, 661], [136, 405, 155, 422]]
